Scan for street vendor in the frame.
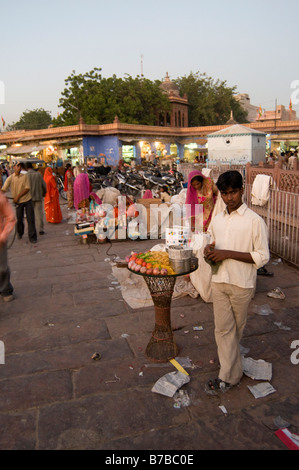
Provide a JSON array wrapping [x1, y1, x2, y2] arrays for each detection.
[[204, 170, 270, 393]]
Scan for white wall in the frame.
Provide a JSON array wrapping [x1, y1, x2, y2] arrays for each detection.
[[207, 134, 266, 164]]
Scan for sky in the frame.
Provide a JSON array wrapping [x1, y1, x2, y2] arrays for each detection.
[[1, 0, 299, 127]]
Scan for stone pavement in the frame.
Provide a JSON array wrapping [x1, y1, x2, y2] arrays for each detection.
[[0, 200, 298, 451]]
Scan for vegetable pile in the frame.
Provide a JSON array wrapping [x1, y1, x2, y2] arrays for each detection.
[[126, 251, 176, 275]]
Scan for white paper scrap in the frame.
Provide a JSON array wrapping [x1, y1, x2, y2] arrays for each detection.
[[151, 371, 190, 397], [219, 405, 228, 414], [247, 382, 276, 399], [242, 357, 272, 381]]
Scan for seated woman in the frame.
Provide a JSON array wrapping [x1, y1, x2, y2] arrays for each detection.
[[159, 185, 172, 203], [142, 189, 153, 199], [89, 192, 102, 212], [185, 170, 218, 232]]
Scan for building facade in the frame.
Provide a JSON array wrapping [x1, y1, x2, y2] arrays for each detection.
[[158, 73, 189, 128], [1, 117, 299, 168]]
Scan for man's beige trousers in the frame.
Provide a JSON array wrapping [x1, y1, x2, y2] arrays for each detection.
[[211, 282, 254, 385]]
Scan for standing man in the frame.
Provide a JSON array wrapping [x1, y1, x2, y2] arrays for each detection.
[[288, 152, 297, 170], [204, 171, 270, 392], [1, 162, 37, 243], [0, 191, 16, 302], [64, 163, 74, 210], [26, 162, 47, 235], [73, 162, 81, 178]]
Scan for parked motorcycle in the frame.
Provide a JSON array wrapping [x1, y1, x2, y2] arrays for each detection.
[[113, 171, 143, 197], [56, 175, 67, 200], [87, 167, 114, 190], [142, 168, 183, 195]]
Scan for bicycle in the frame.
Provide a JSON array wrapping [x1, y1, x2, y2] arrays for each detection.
[[56, 175, 67, 200]]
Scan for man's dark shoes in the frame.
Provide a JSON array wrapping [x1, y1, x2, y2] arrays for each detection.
[[205, 377, 232, 395], [257, 267, 273, 276]]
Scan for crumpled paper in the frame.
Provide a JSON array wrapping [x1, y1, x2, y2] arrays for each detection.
[[247, 382, 276, 399], [151, 371, 190, 397], [242, 357, 272, 381]]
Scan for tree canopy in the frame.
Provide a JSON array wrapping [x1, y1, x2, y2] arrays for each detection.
[[174, 72, 248, 126], [9, 108, 52, 130], [9, 69, 248, 130], [52, 68, 170, 127]]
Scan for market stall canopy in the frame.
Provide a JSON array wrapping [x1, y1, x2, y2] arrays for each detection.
[[3, 144, 48, 155]]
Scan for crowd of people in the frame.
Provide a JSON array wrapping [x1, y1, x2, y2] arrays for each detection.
[[0, 157, 272, 394], [267, 149, 299, 169], [0, 160, 104, 304]]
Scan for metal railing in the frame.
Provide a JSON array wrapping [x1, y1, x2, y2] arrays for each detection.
[[175, 163, 299, 265], [196, 164, 299, 266], [244, 184, 299, 266]]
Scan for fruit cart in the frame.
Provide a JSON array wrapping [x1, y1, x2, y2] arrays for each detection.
[[127, 255, 198, 362]]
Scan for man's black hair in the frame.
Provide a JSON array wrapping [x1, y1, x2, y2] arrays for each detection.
[[26, 162, 33, 169], [17, 162, 26, 170], [216, 170, 243, 192]]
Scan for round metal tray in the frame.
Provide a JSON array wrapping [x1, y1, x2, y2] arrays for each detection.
[[127, 257, 198, 278]]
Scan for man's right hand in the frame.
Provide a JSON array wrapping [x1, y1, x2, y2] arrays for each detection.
[[204, 242, 215, 257]]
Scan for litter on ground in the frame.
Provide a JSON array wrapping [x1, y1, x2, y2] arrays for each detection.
[[247, 382, 276, 399], [242, 357, 272, 381], [267, 287, 286, 299]]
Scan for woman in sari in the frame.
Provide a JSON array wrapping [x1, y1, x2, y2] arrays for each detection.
[[185, 170, 217, 302], [142, 189, 153, 199], [185, 170, 218, 232], [64, 163, 74, 209], [74, 173, 93, 210], [43, 167, 62, 224]]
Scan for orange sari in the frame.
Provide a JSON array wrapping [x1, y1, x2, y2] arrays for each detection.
[[43, 167, 62, 224]]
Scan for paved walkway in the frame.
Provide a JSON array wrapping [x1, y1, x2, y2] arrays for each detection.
[[0, 200, 298, 450]]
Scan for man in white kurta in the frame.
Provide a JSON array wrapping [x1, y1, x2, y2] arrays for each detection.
[[204, 171, 270, 390]]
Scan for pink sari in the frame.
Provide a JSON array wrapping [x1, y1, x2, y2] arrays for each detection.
[[185, 170, 217, 231], [74, 173, 92, 209]]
